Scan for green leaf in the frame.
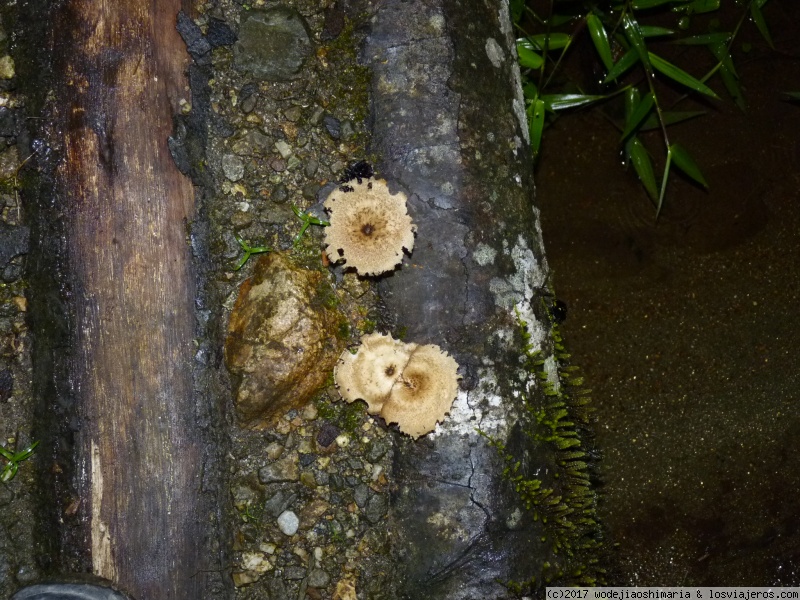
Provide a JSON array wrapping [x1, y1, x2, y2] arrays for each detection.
[[517, 40, 544, 70], [750, 1, 774, 49], [623, 14, 652, 73], [683, 0, 720, 14], [639, 110, 706, 130], [510, 0, 525, 24], [587, 13, 614, 71], [626, 136, 659, 201], [786, 92, 800, 101], [672, 32, 731, 45], [718, 61, 746, 110], [631, 0, 681, 8], [708, 40, 737, 76], [621, 92, 654, 140], [523, 82, 539, 100], [541, 93, 608, 111], [604, 48, 639, 83], [529, 98, 546, 160], [525, 33, 572, 51], [657, 151, 673, 217], [0, 445, 13, 461], [670, 143, 708, 187], [639, 25, 676, 37], [649, 52, 720, 98]]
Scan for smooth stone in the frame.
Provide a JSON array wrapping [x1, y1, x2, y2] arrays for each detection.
[[277, 510, 299, 535], [233, 7, 311, 82]]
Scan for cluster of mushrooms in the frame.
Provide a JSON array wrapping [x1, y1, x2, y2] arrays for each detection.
[[324, 178, 460, 439]]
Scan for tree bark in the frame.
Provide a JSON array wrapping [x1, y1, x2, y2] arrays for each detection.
[[26, 0, 224, 597], [366, 0, 600, 596]]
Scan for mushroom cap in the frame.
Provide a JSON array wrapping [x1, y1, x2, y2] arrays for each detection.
[[324, 178, 416, 276], [334, 332, 410, 413], [333, 332, 460, 439], [380, 344, 460, 438]]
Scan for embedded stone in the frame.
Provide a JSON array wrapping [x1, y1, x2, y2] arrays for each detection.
[[233, 7, 312, 82], [225, 253, 346, 427]]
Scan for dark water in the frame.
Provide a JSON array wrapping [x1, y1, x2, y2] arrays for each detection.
[[535, 2, 800, 586]]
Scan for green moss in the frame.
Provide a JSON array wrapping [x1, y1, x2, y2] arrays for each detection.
[[483, 303, 605, 593]]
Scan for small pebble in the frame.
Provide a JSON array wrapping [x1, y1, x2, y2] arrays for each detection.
[[277, 510, 299, 535]]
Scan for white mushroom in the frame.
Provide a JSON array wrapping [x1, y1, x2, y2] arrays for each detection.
[[323, 178, 416, 276], [334, 332, 460, 439]]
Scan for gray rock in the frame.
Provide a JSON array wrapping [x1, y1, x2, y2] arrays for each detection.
[[366, 439, 390, 462], [221, 154, 244, 181], [365, 493, 388, 524], [233, 7, 312, 82], [283, 566, 306, 580], [307, 568, 330, 588], [277, 510, 299, 535], [264, 490, 297, 517], [353, 483, 369, 508]]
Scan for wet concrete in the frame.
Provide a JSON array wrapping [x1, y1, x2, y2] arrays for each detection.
[[536, 1, 800, 586]]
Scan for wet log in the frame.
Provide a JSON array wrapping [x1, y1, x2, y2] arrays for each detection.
[[24, 0, 223, 597], [365, 0, 602, 596]]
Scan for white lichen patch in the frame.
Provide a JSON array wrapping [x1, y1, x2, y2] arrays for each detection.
[[472, 242, 497, 266], [485, 37, 505, 68], [432, 368, 508, 440]]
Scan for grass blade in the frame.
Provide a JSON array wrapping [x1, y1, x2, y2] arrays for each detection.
[[587, 13, 614, 71], [604, 49, 639, 83], [526, 33, 572, 51], [649, 52, 720, 99], [672, 32, 731, 46], [639, 110, 706, 130], [621, 92, 654, 141], [750, 1, 774, 49], [670, 142, 708, 188], [656, 149, 673, 217], [626, 136, 659, 201], [623, 14, 652, 73], [517, 40, 544, 69], [639, 25, 675, 37], [542, 93, 609, 111]]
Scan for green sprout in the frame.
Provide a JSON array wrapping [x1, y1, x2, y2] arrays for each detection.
[[292, 204, 330, 245], [233, 234, 271, 271], [1, 440, 39, 483]]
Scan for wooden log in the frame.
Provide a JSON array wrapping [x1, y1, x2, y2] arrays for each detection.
[[34, 0, 218, 597]]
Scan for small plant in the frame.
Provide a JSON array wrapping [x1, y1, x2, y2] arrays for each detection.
[[291, 204, 330, 245], [233, 233, 271, 271], [1, 439, 39, 483], [514, 0, 778, 215]]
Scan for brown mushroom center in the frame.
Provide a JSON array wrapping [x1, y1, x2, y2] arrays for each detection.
[[385, 365, 396, 377], [361, 223, 375, 236]]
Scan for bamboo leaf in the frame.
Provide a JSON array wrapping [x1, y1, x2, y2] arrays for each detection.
[[708, 40, 737, 76], [631, 0, 681, 8], [672, 32, 731, 46], [604, 48, 639, 83], [670, 142, 708, 188], [529, 98, 546, 160], [621, 92, 654, 140], [786, 92, 800, 101], [587, 13, 614, 71], [750, 1, 774, 49], [523, 82, 538, 100], [649, 52, 720, 98], [525, 33, 572, 51], [718, 62, 746, 110], [626, 136, 659, 201], [542, 93, 608, 111], [657, 150, 673, 217], [517, 40, 544, 69], [685, 0, 720, 13], [623, 14, 652, 73], [639, 25, 675, 37]]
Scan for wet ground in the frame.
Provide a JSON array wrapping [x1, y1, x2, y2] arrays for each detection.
[[535, 2, 800, 586]]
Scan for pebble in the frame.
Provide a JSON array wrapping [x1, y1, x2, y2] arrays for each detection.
[[277, 510, 299, 535], [222, 154, 245, 181], [307, 567, 330, 587]]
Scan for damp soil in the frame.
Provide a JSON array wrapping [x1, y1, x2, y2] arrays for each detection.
[[535, 2, 800, 586]]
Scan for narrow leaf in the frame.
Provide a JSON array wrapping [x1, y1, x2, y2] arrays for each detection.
[[526, 33, 572, 51], [523, 82, 539, 100], [685, 0, 720, 13], [670, 143, 708, 187], [621, 92, 654, 140], [718, 62, 746, 110], [750, 2, 774, 49], [542, 93, 608, 111], [587, 13, 614, 71], [510, 0, 525, 24], [649, 52, 720, 98], [623, 14, 652, 73], [626, 136, 659, 201], [785, 92, 800, 101], [517, 40, 544, 69], [604, 48, 639, 83], [672, 32, 731, 46], [708, 40, 737, 76], [529, 98, 546, 159], [639, 25, 676, 37], [657, 150, 673, 217], [631, 0, 680, 8]]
